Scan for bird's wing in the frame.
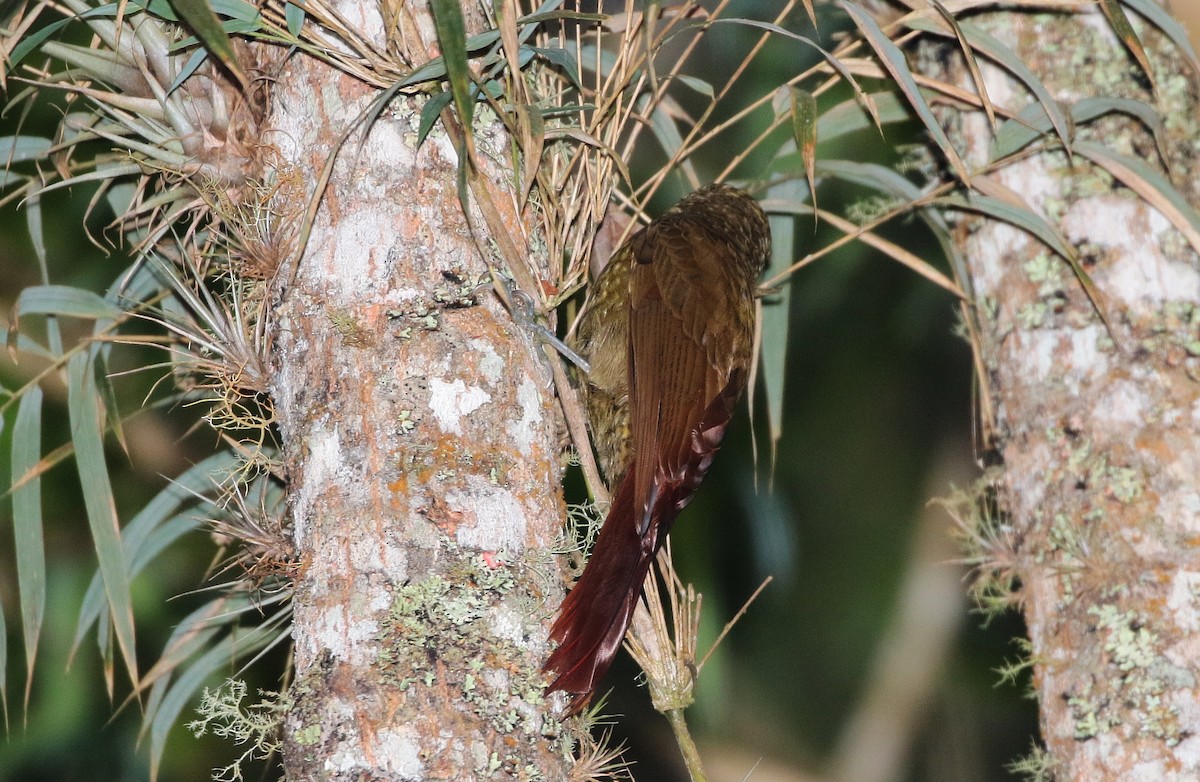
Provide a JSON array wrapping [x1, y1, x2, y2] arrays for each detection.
[[627, 215, 742, 534]]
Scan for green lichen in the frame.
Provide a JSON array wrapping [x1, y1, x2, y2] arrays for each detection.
[[1017, 301, 1049, 329], [293, 724, 322, 746], [1066, 604, 1183, 745], [328, 309, 371, 347], [188, 679, 285, 781], [375, 551, 572, 778], [1007, 741, 1057, 782]]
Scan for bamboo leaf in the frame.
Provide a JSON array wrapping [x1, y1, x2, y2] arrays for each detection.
[[0, 136, 52, 164], [644, 95, 697, 187], [70, 451, 241, 661], [13, 285, 124, 322], [1074, 139, 1200, 258], [814, 158, 923, 201], [430, 0, 475, 137], [417, 91, 455, 148], [816, 92, 911, 142], [842, 1, 968, 182], [930, 0, 996, 131], [518, 103, 545, 209], [67, 351, 138, 687], [991, 97, 1166, 165], [761, 180, 803, 466], [166, 0, 249, 88], [710, 17, 881, 130], [137, 598, 241, 715], [905, 13, 1073, 159], [528, 45, 582, 90], [284, 2, 305, 37], [937, 187, 1107, 323], [23, 187, 64, 359], [790, 89, 819, 223], [12, 387, 44, 713], [800, 0, 817, 30], [1099, 0, 1155, 94], [1120, 0, 1200, 75], [148, 625, 273, 778], [148, 635, 237, 780]]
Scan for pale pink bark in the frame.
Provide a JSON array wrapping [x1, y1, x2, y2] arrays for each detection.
[[921, 6, 1200, 780], [264, 4, 570, 779]]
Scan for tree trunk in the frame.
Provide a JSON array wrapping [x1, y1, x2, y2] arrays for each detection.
[[920, 6, 1200, 779], [264, 4, 570, 779]]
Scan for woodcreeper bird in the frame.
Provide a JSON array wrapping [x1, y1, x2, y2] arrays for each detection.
[[544, 183, 771, 708]]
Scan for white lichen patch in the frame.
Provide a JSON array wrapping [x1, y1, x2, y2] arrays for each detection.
[[325, 212, 389, 299], [376, 725, 426, 780], [1016, 329, 1060, 384], [295, 424, 342, 545], [1092, 378, 1148, 428], [487, 605, 530, 646], [468, 338, 505, 384], [1068, 325, 1111, 379], [1066, 196, 1200, 306], [450, 479, 528, 553], [507, 375, 543, 458], [429, 378, 492, 434], [1167, 571, 1200, 633], [312, 604, 380, 666]]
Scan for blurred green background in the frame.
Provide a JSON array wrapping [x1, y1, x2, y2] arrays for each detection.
[[0, 3, 1041, 781]]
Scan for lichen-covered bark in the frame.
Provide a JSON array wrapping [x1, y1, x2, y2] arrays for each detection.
[[263, 5, 570, 780], [921, 7, 1200, 780]]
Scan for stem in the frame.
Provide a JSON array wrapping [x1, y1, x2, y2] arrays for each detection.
[[666, 708, 708, 782]]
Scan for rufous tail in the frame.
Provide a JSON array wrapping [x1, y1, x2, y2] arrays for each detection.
[[543, 469, 661, 711]]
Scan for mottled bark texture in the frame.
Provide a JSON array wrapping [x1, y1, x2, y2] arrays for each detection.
[[920, 6, 1200, 780], [264, 4, 570, 780]]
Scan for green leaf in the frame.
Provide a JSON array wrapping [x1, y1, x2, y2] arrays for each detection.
[[643, 94, 696, 186], [135, 593, 255, 727], [709, 17, 880, 130], [417, 91, 455, 148], [7, 10, 95, 69], [761, 180, 803, 465], [1074, 139, 1200, 257], [168, 48, 209, 95], [528, 45, 582, 90], [675, 74, 714, 99], [148, 634, 237, 780], [1120, 0, 1200, 74], [12, 387, 45, 711], [22, 187, 64, 359], [936, 189, 1106, 324], [284, 2, 305, 37], [166, 0, 249, 89], [842, 1, 968, 182], [0, 136, 52, 164], [814, 158, 923, 201], [13, 285, 124, 322], [902, 15, 1074, 157], [71, 451, 243, 660], [148, 623, 275, 779], [430, 0, 475, 136], [67, 351, 138, 687], [930, 0, 996, 131], [991, 97, 1167, 166], [790, 89, 818, 220], [1099, 0, 1155, 93], [816, 92, 911, 142]]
